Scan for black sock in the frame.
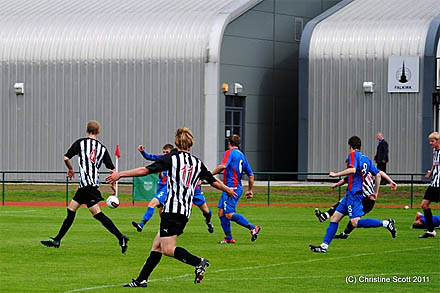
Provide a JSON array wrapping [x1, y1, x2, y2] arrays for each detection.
[[137, 251, 162, 282], [423, 208, 434, 232], [54, 209, 76, 241], [174, 247, 201, 266], [203, 211, 212, 222], [93, 212, 123, 241], [326, 203, 338, 217], [344, 221, 355, 235]]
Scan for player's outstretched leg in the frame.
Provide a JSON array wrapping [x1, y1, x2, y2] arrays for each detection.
[[357, 218, 396, 238], [314, 208, 328, 222]]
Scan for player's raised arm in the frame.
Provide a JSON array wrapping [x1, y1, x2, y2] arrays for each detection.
[[106, 167, 150, 184]]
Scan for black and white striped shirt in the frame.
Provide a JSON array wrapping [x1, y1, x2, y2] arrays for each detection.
[[431, 149, 440, 187], [344, 172, 375, 197], [65, 138, 115, 188], [146, 149, 216, 219]]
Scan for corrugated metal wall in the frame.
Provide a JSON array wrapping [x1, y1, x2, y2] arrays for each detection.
[[0, 0, 250, 181], [306, 0, 440, 177]]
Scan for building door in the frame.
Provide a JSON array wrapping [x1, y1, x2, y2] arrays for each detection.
[[225, 95, 245, 150]]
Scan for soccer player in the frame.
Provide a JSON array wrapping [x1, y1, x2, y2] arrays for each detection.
[[131, 144, 173, 232], [106, 127, 236, 287], [418, 132, 440, 238], [315, 170, 397, 239], [41, 120, 129, 253], [309, 136, 396, 253], [212, 134, 261, 244], [132, 144, 214, 233], [411, 212, 440, 229]]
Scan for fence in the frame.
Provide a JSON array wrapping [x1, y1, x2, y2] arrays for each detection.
[[0, 170, 429, 207]]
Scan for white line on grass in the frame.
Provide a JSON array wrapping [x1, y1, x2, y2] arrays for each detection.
[[65, 246, 436, 292]]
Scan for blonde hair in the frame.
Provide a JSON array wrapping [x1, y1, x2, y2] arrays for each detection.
[[175, 127, 194, 151], [86, 120, 100, 135], [428, 132, 440, 141]]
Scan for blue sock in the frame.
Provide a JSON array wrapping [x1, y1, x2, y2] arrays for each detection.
[[323, 222, 338, 245], [220, 215, 231, 237], [141, 207, 155, 227], [231, 213, 251, 229], [357, 218, 382, 228]]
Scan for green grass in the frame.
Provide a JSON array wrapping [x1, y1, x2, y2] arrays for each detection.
[[1, 205, 439, 292]]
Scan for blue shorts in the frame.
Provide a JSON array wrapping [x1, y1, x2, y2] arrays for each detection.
[[217, 187, 243, 214], [336, 191, 364, 219], [155, 187, 167, 206], [193, 187, 206, 206]]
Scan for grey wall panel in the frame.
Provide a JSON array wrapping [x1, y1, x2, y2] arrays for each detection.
[[220, 65, 273, 96], [274, 42, 299, 70], [226, 10, 274, 41], [221, 36, 274, 68], [219, 0, 341, 174], [276, 0, 323, 18], [253, 0, 274, 12], [275, 14, 296, 43]]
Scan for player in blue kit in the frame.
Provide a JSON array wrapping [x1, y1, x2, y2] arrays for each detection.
[[309, 136, 396, 253], [212, 134, 261, 243], [412, 212, 440, 229], [314, 170, 397, 239], [132, 144, 214, 233]]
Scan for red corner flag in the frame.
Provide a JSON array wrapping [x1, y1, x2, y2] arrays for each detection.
[[115, 144, 121, 159]]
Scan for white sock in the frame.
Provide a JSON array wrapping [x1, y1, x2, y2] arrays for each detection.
[[321, 243, 328, 249], [382, 220, 389, 227]]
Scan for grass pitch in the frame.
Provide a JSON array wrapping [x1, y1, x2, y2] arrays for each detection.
[[1, 205, 439, 292]]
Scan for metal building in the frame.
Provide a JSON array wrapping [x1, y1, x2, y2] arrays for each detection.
[[299, 0, 440, 178], [0, 0, 340, 181]]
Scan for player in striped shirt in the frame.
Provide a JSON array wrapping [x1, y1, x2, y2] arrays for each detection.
[[41, 121, 129, 253], [310, 136, 396, 253], [132, 144, 214, 233], [314, 170, 397, 239], [418, 132, 440, 238], [212, 134, 261, 244], [106, 127, 236, 287]]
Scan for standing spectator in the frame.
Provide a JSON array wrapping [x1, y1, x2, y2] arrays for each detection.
[[374, 132, 389, 173], [106, 127, 236, 287], [41, 120, 129, 253], [418, 132, 440, 238]]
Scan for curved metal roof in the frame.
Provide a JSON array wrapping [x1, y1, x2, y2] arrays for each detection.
[[0, 0, 260, 62], [310, 0, 440, 59]]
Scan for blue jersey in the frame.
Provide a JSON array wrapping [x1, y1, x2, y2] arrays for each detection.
[[346, 151, 378, 194], [140, 150, 167, 192], [420, 215, 440, 227], [220, 147, 253, 188]]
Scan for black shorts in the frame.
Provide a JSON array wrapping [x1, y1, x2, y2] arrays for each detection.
[[423, 186, 440, 202], [72, 186, 103, 208], [362, 197, 376, 214], [160, 213, 188, 237]]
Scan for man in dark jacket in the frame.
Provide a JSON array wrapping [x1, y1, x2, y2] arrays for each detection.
[[374, 132, 389, 173]]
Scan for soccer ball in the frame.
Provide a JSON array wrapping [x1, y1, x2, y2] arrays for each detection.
[[106, 196, 120, 209]]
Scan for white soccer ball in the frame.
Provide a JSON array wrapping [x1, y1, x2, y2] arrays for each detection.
[[404, 205, 409, 210], [106, 196, 120, 209]]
